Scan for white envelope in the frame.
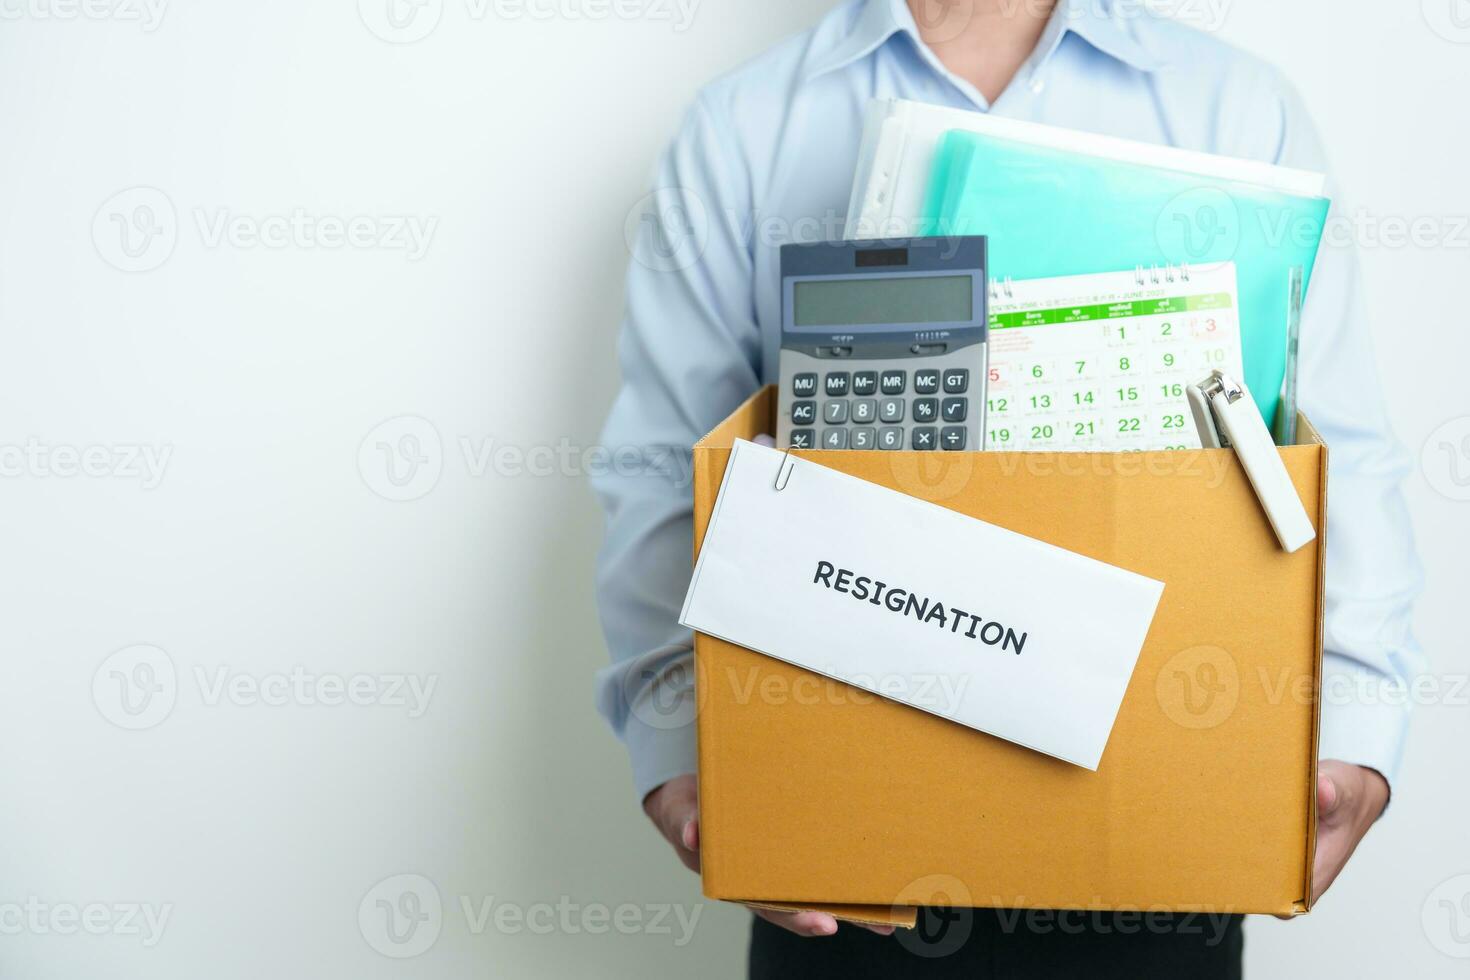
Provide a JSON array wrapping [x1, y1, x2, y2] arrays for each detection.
[[679, 440, 1166, 770]]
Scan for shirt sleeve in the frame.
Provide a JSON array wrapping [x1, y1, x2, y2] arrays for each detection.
[[591, 93, 762, 802], [1264, 73, 1426, 792]]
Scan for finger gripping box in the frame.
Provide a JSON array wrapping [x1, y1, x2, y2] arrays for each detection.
[[690, 386, 1327, 928]]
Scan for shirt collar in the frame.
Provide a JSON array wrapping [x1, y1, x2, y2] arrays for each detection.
[[804, 0, 1166, 83]]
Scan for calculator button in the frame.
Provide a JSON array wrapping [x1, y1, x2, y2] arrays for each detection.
[[878, 427, 904, 450], [879, 398, 905, 423], [822, 428, 849, 450], [793, 372, 818, 397], [790, 429, 815, 449], [880, 370, 907, 395], [791, 400, 816, 426], [850, 399, 876, 424], [941, 426, 967, 451], [823, 400, 849, 424], [850, 427, 876, 449], [852, 371, 879, 396], [941, 397, 968, 423], [911, 427, 938, 450], [914, 370, 940, 394], [942, 369, 970, 394], [912, 398, 939, 423], [824, 372, 851, 397]]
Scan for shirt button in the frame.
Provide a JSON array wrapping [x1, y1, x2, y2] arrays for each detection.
[[1031, 78, 1046, 95]]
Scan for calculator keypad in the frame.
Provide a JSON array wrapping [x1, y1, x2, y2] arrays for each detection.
[[780, 358, 981, 452]]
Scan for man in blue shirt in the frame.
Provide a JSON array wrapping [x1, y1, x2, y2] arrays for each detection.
[[595, 1, 1424, 973]]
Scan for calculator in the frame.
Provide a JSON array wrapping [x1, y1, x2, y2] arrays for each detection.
[[777, 236, 989, 452]]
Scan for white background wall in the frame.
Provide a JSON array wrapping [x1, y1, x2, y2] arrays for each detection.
[[0, 1, 1465, 977]]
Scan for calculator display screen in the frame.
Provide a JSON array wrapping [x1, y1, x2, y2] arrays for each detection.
[[792, 274, 972, 328]]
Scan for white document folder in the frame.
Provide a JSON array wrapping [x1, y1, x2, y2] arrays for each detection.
[[843, 97, 1328, 240]]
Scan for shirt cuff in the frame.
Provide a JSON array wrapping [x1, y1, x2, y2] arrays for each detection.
[[595, 644, 700, 802], [626, 713, 698, 803], [1317, 653, 1411, 799]]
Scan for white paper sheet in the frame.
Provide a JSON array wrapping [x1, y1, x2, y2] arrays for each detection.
[[680, 440, 1165, 770]]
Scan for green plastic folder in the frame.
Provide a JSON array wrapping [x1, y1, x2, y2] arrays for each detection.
[[919, 130, 1331, 425]]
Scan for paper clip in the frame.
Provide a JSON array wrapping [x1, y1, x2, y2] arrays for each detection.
[[774, 447, 796, 491]]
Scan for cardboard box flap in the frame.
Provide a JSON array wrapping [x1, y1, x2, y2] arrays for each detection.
[[744, 901, 918, 930]]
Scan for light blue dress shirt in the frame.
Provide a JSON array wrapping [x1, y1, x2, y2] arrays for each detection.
[[594, 0, 1425, 801]]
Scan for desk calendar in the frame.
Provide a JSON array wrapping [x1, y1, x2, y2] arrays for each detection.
[[984, 264, 1245, 452]]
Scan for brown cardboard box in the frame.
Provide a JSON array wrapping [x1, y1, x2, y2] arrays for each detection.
[[691, 386, 1326, 928]]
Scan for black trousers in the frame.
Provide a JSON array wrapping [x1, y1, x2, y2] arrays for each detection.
[[749, 907, 1243, 980]]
